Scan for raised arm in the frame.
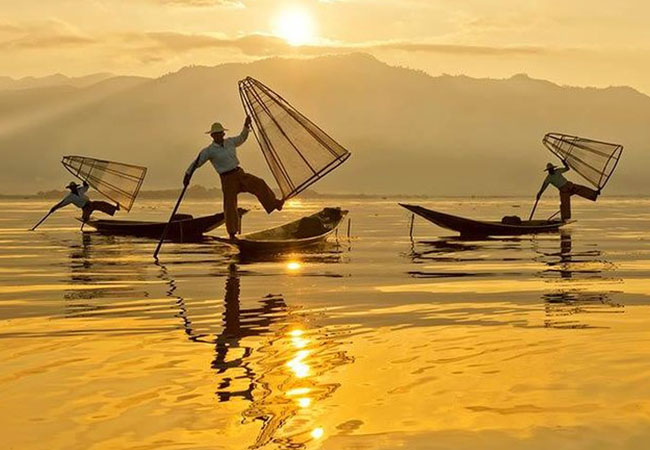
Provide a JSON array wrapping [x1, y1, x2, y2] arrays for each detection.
[[231, 116, 251, 147], [557, 158, 570, 173]]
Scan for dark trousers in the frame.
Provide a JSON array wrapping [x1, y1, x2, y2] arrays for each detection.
[[82, 201, 117, 221], [220, 168, 279, 235], [559, 182, 598, 221]]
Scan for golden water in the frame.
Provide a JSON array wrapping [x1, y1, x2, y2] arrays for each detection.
[[1, 197, 650, 449]]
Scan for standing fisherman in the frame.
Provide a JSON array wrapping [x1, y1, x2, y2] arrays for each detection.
[[183, 117, 283, 239], [536, 160, 600, 221], [49, 181, 119, 222]]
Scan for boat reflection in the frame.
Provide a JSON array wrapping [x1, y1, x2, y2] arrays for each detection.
[[406, 231, 624, 329], [231, 239, 348, 266], [161, 262, 354, 449], [64, 232, 152, 309], [406, 235, 529, 278]]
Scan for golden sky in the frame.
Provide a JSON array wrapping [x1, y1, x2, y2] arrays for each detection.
[[2, 0, 650, 92]]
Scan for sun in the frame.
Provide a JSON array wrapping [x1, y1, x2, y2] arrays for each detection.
[[273, 8, 315, 46]]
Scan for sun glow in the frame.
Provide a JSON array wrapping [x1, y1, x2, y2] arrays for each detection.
[[273, 8, 315, 46], [287, 261, 302, 271]]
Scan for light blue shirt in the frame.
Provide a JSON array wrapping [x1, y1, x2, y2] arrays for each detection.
[[186, 127, 249, 176], [59, 184, 89, 208], [540, 167, 569, 194]]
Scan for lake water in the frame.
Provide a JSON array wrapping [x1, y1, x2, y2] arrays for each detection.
[[1, 196, 650, 449]]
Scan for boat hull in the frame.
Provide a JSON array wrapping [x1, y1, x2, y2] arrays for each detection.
[[400, 203, 569, 237], [216, 207, 347, 253], [83, 210, 245, 240]]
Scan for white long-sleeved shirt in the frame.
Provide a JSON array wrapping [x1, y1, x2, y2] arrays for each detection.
[[59, 185, 90, 208], [186, 127, 249, 176], [540, 167, 569, 194]]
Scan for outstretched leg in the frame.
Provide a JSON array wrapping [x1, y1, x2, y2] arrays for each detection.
[[92, 201, 118, 216], [81, 201, 117, 221], [571, 183, 599, 201], [239, 171, 282, 214]]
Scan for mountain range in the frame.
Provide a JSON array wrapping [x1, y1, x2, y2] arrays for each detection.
[[1, 54, 647, 196]]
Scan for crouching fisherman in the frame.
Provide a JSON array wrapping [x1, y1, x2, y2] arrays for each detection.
[[50, 181, 119, 222], [536, 160, 599, 221]]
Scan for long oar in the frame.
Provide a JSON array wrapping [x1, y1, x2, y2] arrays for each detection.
[[30, 210, 53, 231], [528, 197, 540, 221], [154, 160, 198, 259], [153, 185, 188, 259]]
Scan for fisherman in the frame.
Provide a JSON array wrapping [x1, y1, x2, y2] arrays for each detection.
[[183, 117, 283, 239], [536, 160, 599, 221], [49, 180, 119, 222]]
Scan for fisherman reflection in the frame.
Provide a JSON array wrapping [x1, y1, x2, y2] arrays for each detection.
[[161, 262, 353, 448], [540, 231, 623, 328], [213, 265, 282, 401], [213, 264, 289, 402], [558, 231, 572, 279]]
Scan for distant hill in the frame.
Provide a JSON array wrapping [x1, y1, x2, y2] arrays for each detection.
[[1, 54, 647, 195], [0, 73, 115, 91]]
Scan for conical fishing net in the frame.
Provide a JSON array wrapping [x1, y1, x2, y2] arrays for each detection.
[[62, 156, 147, 211], [239, 77, 350, 200], [543, 133, 623, 190]]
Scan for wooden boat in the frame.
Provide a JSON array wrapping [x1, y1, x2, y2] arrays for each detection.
[[82, 209, 247, 240], [216, 207, 348, 252], [400, 203, 570, 237]]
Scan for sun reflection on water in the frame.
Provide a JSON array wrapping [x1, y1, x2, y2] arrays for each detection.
[[287, 349, 311, 378], [286, 261, 302, 271]]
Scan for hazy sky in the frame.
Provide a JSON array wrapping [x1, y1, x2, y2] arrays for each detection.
[[2, 0, 650, 92]]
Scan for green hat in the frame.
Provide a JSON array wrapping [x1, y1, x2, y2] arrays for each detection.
[[205, 122, 228, 134]]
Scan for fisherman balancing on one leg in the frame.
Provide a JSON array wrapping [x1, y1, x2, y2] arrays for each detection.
[[536, 160, 600, 221], [49, 181, 119, 222], [183, 116, 284, 239]]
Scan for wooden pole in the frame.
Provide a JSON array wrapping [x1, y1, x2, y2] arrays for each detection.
[[153, 185, 188, 259], [528, 198, 540, 221], [155, 159, 198, 259], [29, 210, 53, 231]]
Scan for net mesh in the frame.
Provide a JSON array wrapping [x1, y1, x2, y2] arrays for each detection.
[[239, 77, 350, 200], [543, 133, 623, 190], [62, 156, 147, 211]]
